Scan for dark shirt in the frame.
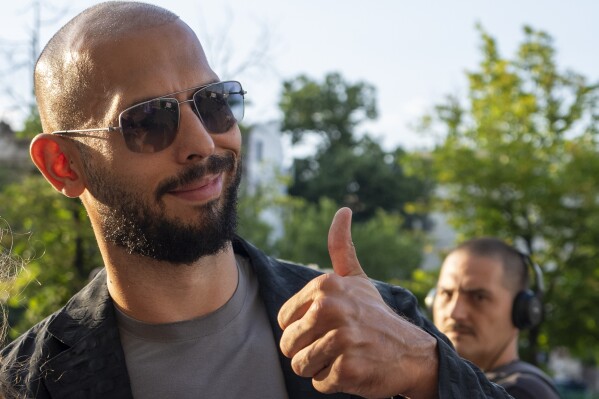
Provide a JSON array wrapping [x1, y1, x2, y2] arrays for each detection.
[[0, 236, 513, 398], [486, 360, 561, 399]]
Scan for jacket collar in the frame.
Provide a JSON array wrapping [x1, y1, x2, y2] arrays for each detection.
[[43, 268, 133, 398]]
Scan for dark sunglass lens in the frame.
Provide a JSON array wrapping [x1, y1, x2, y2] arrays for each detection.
[[193, 81, 244, 133], [120, 99, 179, 153]]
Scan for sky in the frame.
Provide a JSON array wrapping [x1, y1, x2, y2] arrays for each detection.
[[0, 0, 597, 157]]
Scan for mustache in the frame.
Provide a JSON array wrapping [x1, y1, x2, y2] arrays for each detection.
[[444, 322, 475, 335], [155, 153, 236, 200]]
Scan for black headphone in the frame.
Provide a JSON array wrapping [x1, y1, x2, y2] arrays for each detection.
[[425, 251, 545, 330], [512, 253, 544, 329]]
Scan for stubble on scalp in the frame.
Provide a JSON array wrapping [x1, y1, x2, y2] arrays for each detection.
[[34, 2, 180, 134], [35, 2, 241, 264]]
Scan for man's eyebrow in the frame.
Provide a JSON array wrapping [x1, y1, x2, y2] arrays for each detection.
[[461, 288, 492, 297], [438, 286, 490, 296]]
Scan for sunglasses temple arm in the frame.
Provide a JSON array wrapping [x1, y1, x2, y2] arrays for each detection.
[[52, 126, 122, 135]]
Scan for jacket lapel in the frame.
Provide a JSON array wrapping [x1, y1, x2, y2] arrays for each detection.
[[42, 269, 133, 399], [234, 237, 353, 399]]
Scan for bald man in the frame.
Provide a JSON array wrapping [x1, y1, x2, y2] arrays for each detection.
[[1, 2, 511, 398]]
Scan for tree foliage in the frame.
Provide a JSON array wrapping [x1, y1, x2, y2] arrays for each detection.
[[17, 106, 43, 140], [272, 197, 423, 281], [237, 182, 424, 282], [427, 25, 599, 362], [279, 72, 377, 149], [280, 72, 433, 225], [2, 175, 101, 338], [277, 71, 429, 280], [0, 107, 100, 338]]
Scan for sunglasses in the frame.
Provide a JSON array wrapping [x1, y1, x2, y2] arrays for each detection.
[[53, 81, 246, 153]]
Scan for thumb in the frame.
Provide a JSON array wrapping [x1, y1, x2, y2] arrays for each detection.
[[328, 207, 367, 277]]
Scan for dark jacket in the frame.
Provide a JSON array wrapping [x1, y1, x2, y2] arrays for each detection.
[[486, 360, 560, 399], [1, 236, 512, 398]]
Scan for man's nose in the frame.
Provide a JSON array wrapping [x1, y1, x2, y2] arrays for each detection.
[[174, 102, 216, 161], [448, 294, 468, 321]]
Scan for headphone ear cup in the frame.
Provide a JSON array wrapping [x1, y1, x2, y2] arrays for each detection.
[[425, 288, 436, 313], [512, 290, 543, 329]]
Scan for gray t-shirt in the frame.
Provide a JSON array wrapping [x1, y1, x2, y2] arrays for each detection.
[[116, 255, 289, 399]]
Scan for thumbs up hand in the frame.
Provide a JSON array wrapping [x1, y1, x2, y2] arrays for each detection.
[[278, 208, 439, 398], [326, 207, 367, 278]]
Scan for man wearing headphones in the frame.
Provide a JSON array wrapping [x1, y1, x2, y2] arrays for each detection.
[[429, 237, 560, 399]]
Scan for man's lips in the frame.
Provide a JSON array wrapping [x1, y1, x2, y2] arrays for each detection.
[[167, 174, 223, 202], [155, 154, 236, 201]]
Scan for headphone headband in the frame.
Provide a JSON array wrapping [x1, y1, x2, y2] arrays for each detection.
[[520, 252, 544, 297]]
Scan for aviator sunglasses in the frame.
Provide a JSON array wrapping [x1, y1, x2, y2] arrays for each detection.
[[53, 81, 246, 153]]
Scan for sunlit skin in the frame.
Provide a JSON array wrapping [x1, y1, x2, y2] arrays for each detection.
[[278, 208, 439, 398], [433, 250, 519, 371], [31, 19, 242, 324]]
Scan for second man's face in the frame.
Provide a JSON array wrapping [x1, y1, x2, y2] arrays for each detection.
[[432, 251, 518, 368]]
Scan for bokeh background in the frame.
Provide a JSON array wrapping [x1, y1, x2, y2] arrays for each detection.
[[1, 1, 598, 397]]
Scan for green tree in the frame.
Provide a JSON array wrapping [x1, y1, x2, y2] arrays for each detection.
[[280, 72, 377, 149], [237, 172, 286, 254], [278, 72, 430, 280], [280, 72, 433, 225], [17, 106, 43, 140], [0, 120, 32, 186], [426, 25, 599, 363], [2, 176, 101, 338], [272, 197, 423, 281], [0, 107, 101, 338]]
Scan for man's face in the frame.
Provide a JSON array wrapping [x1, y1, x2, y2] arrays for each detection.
[[432, 250, 518, 368], [76, 20, 242, 264]]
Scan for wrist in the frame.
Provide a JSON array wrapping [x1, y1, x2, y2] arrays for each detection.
[[402, 331, 439, 399]]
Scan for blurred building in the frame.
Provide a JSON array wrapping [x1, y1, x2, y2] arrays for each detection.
[[243, 121, 287, 241], [0, 121, 30, 172], [420, 211, 457, 271], [244, 121, 285, 194]]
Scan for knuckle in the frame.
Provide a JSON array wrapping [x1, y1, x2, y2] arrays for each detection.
[[329, 326, 358, 349], [309, 296, 336, 322], [333, 355, 361, 383], [315, 360, 354, 395], [318, 273, 344, 292], [279, 332, 293, 357], [291, 354, 307, 376]]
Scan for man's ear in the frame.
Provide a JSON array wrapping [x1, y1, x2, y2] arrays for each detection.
[[30, 134, 85, 198]]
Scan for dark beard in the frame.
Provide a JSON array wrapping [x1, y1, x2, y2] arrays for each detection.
[[84, 152, 241, 264]]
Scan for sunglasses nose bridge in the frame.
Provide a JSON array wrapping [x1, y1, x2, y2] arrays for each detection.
[[178, 98, 195, 106], [178, 98, 214, 153], [175, 99, 216, 157], [177, 96, 198, 115], [178, 97, 204, 128]]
